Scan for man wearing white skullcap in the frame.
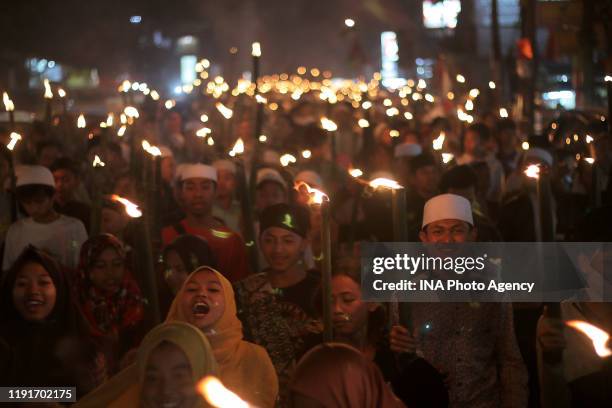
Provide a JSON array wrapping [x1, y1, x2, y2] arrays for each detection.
[[212, 159, 241, 233], [391, 193, 528, 407], [419, 193, 476, 243], [3, 165, 87, 272], [161, 163, 249, 282]]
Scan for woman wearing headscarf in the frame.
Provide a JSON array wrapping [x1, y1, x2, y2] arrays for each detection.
[[0, 246, 104, 398], [75, 321, 217, 408], [167, 266, 278, 408], [77, 233, 146, 372], [290, 343, 405, 408], [160, 234, 217, 316]]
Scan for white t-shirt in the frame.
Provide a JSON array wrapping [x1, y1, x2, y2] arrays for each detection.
[[2, 215, 88, 271]]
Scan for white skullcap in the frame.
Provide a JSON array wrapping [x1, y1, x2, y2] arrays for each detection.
[[295, 170, 323, 188], [158, 145, 174, 159], [256, 167, 287, 190], [213, 159, 237, 175], [177, 163, 217, 183], [394, 142, 423, 158], [422, 193, 473, 228], [15, 165, 55, 189], [525, 147, 553, 167]]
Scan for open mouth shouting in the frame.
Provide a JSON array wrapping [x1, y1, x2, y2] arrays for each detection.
[[192, 299, 211, 318]]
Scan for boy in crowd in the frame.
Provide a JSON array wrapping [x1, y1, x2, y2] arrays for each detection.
[[2, 165, 87, 272]]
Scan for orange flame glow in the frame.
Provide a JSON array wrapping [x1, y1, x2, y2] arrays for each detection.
[[566, 320, 611, 358], [110, 195, 143, 218]]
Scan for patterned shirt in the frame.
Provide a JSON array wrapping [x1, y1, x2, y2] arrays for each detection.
[[407, 302, 528, 408], [234, 271, 322, 407]]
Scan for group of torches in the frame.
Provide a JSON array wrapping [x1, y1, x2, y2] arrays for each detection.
[[2, 45, 611, 406]]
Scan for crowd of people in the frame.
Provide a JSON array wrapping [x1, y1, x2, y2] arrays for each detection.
[[0, 70, 611, 407]]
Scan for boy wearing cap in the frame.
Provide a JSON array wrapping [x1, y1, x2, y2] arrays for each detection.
[[2, 165, 88, 272], [161, 163, 249, 282], [234, 203, 321, 406], [390, 194, 527, 407]]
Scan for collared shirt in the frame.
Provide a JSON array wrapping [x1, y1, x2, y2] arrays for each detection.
[[408, 302, 528, 408]]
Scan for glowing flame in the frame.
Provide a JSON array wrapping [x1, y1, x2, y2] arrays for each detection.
[[229, 138, 244, 156], [165, 99, 176, 109], [110, 195, 143, 218], [442, 153, 454, 164], [106, 113, 114, 127], [605, 75, 612, 83], [404, 112, 414, 120], [433, 132, 445, 151], [258, 135, 267, 142], [524, 164, 540, 179], [362, 101, 372, 110], [301, 149, 312, 159], [499, 108, 509, 118], [456, 74, 466, 83], [280, 153, 297, 167], [585, 135, 593, 144], [251, 42, 261, 58], [522, 141, 530, 150], [198, 376, 250, 408], [469, 88, 480, 98], [77, 114, 86, 129], [6, 132, 21, 151], [566, 320, 611, 358], [255, 94, 267, 104], [3, 92, 14, 111], [584, 157, 595, 164], [358, 118, 370, 128], [207, 137, 215, 146], [344, 18, 355, 28], [43, 78, 53, 99], [295, 182, 329, 205], [142, 140, 161, 157], [150, 90, 160, 100], [117, 125, 127, 137], [369, 177, 402, 190], [320, 117, 337, 132], [349, 168, 363, 178], [465, 100, 474, 111], [488, 81, 496, 89], [196, 127, 212, 138], [124, 106, 139, 118], [215, 102, 233, 119], [57, 88, 66, 98], [92, 155, 105, 167]]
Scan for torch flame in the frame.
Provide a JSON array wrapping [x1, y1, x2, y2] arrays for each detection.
[[369, 177, 402, 190], [197, 376, 250, 408], [110, 195, 143, 218], [124, 106, 139, 118], [6, 132, 22, 151], [251, 42, 262, 58], [442, 153, 454, 164], [358, 118, 370, 128], [433, 132, 445, 151], [57, 88, 66, 98], [77, 114, 86, 129], [142, 140, 161, 157], [106, 113, 114, 127], [229, 138, 245, 156], [117, 125, 127, 137], [43, 78, 53, 99], [92, 155, 105, 167], [280, 153, 297, 167], [320, 117, 338, 132], [196, 127, 212, 138], [3, 92, 14, 111], [349, 168, 363, 178], [255, 94, 267, 104], [524, 164, 540, 179], [566, 320, 611, 358], [215, 102, 233, 119], [295, 182, 329, 205], [499, 108, 509, 118]]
